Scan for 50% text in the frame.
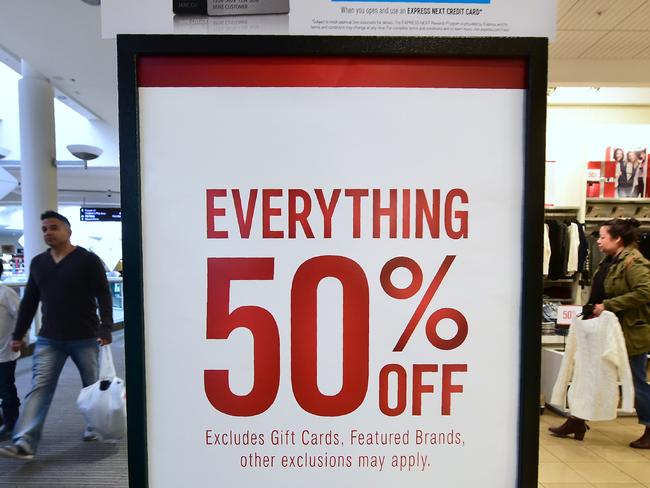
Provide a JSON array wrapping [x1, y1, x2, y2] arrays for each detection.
[[204, 255, 467, 417], [378, 256, 468, 416]]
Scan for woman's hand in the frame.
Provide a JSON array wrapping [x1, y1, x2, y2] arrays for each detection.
[[593, 303, 605, 316]]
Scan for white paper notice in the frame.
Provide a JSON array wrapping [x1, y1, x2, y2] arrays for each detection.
[[102, 0, 555, 39]]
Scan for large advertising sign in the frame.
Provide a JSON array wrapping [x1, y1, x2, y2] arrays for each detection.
[[118, 36, 546, 487], [103, 0, 555, 38]]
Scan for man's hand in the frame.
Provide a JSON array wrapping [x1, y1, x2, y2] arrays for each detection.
[[98, 337, 112, 346], [10, 340, 23, 352]]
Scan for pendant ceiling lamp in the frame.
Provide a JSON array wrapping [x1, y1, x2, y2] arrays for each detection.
[[67, 144, 103, 169]]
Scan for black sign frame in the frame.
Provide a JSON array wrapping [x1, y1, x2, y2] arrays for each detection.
[[117, 35, 547, 488]]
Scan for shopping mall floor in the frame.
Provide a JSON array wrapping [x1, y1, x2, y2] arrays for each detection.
[[539, 409, 650, 487], [0, 330, 127, 488]]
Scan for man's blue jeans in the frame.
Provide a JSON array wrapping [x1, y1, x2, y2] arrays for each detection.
[[630, 353, 650, 426], [12, 337, 99, 453]]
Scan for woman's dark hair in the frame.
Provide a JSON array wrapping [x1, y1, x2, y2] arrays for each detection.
[[613, 147, 624, 161], [602, 218, 641, 246]]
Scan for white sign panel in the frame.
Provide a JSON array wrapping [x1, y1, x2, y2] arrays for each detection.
[[133, 54, 529, 487], [102, 0, 555, 39]]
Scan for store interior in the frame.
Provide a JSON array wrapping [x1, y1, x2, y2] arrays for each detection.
[[1, 0, 650, 486]]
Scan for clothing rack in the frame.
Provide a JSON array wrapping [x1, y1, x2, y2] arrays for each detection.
[[543, 208, 582, 285]]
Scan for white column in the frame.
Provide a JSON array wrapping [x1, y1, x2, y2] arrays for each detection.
[[19, 60, 57, 268]]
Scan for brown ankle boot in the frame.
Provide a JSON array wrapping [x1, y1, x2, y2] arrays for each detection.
[[630, 427, 650, 449], [548, 416, 589, 441]]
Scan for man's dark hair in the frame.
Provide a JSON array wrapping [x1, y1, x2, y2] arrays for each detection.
[[40, 210, 71, 227]]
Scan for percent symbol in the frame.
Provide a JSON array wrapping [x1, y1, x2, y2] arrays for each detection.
[[380, 256, 468, 352]]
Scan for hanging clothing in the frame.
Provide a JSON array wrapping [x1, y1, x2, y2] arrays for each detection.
[[567, 222, 580, 274], [577, 223, 588, 276], [548, 220, 569, 279], [551, 311, 634, 421], [543, 223, 551, 276]]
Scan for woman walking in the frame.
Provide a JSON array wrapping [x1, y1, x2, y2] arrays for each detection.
[[550, 218, 650, 448]]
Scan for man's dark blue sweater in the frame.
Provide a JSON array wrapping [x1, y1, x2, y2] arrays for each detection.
[[13, 247, 113, 342]]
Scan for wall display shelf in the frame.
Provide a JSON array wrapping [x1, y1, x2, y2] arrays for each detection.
[[585, 198, 650, 229]]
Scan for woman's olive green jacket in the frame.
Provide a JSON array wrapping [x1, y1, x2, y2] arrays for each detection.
[[602, 246, 650, 356]]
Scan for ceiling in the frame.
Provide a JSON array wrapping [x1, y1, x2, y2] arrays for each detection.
[[1, 167, 120, 207], [551, 0, 650, 87], [555, 0, 650, 59], [0, 0, 649, 134], [0, 0, 117, 127], [0, 0, 650, 131], [0, 0, 649, 206]]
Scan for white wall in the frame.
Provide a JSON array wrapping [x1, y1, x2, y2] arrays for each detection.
[[546, 105, 650, 214], [54, 102, 119, 166], [0, 63, 21, 158]]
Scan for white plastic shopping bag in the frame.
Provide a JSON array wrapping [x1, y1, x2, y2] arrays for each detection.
[[76, 345, 127, 441]]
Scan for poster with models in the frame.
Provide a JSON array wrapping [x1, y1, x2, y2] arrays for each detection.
[[101, 0, 555, 38], [118, 37, 546, 488], [611, 146, 648, 198], [586, 146, 649, 199]]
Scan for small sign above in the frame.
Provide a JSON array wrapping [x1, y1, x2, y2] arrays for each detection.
[[80, 207, 122, 222], [103, 0, 555, 39]]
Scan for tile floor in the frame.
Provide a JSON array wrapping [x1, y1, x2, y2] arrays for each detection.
[[539, 410, 650, 487]]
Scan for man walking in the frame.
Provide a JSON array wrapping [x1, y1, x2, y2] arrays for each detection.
[[0, 211, 113, 460]]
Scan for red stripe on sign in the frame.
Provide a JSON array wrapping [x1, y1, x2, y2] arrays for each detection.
[[137, 56, 527, 89]]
